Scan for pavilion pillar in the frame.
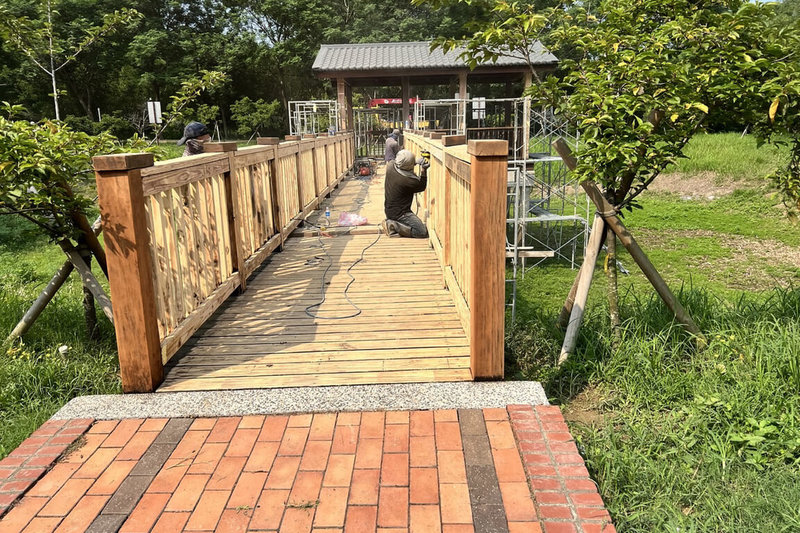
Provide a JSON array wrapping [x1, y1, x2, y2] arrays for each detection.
[[458, 71, 468, 134], [401, 76, 410, 129], [337, 78, 353, 131]]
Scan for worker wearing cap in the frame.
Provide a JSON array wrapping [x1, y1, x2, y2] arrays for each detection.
[[177, 121, 211, 157], [382, 149, 430, 238], [384, 129, 401, 162]]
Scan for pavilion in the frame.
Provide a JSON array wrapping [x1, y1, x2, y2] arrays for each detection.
[[312, 41, 558, 131]]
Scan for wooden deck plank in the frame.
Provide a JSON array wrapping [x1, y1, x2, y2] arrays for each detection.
[[159, 166, 473, 392]]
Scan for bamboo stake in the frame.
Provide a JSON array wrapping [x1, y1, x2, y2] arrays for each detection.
[[557, 226, 606, 329], [559, 214, 604, 364], [59, 240, 114, 324], [6, 261, 74, 342], [6, 217, 104, 343], [552, 138, 706, 346]]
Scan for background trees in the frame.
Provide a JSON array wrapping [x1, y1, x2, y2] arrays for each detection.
[[0, 0, 485, 136]]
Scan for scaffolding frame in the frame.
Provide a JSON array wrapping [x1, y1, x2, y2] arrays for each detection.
[[413, 98, 466, 135], [354, 107, 403, 159], [289, 100, 340, 135]]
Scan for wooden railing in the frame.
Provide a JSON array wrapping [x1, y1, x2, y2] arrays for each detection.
[[93, 132, 355, 392], [405, 131, 508, 379]]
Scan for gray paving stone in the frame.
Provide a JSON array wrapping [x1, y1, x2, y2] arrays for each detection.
[[466, 465, 504, 506], [152, 418, 192, 445], [472, 504, 510, 533], [129, 443, 177, 476], [86, 513, 126, 533], [458, 409, 488, 436], [102, 475, 153, 514], [462, 435, 494, 466]]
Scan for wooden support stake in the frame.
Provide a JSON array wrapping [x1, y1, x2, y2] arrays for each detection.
[[552, 138, 706, 345], [59, 240, 114, 324], [6, 217, 104, 343], [93, 152, 163, 392], [559, 214, 604, 364], [7, 261, 74, 342], [468, 139, 507, 379], [557, 227, 606, 329]]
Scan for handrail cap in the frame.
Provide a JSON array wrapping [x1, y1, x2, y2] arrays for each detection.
[[468, 140, 508, 157], [93, 153, 154, 172]]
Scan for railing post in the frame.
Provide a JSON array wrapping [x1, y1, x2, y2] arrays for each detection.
[[93, 153, 163, 393], [468, 140, 508, 379]]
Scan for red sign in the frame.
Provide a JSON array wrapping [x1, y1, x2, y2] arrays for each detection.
[[368, 98, 418, 107]]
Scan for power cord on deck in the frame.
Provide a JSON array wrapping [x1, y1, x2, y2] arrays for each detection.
[[301, 218, 382, 319]]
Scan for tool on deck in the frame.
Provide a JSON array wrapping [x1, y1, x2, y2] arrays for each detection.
[[416, 150, 431, 223]]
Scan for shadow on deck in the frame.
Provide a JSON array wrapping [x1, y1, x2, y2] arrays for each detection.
[[159, 167, 472, 391]]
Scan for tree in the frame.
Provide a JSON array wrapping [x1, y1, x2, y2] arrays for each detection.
[[0, 0, 142, 119], [230, 97, 282, 138], [423, 0, 798, 359]]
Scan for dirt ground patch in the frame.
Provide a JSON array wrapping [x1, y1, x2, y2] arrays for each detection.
[[562, 385, 611, 427], [648, 171, 749, 199], [638, 228, 800, 290]]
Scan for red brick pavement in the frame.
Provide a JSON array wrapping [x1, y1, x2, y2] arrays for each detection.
[[0, 406, 614, 532]]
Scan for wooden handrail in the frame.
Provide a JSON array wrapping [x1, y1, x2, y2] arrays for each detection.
[[93, 133, 356, 392]]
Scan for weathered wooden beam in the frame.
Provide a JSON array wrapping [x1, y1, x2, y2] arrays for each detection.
[[59, 240, 114, 324]]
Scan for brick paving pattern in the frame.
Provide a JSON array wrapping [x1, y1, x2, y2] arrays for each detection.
[[0, 407, 614, 532]]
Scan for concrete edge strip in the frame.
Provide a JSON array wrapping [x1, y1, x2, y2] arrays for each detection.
[[51, 382, 548, 421], [458, 409, 509, 533]]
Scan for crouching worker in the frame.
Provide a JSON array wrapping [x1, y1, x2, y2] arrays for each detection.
[[382, 149, 430, 238]]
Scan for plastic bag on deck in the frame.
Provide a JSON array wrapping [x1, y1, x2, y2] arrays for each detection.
[[337, 212, 368, 226]]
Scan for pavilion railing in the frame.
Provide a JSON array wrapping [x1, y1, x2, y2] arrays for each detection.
[[93, 132, 355, 392], [404, 131, 507, 379]]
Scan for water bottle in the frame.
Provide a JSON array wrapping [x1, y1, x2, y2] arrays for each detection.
[[325, 206, 331, 227]]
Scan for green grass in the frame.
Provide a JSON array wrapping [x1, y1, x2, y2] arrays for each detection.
[[0, 217, 120, 458], [667, 132, 789, 182], [509, 133, 800, 531]]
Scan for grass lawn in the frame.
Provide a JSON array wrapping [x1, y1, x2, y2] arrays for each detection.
[[509, 134, 800, 531]]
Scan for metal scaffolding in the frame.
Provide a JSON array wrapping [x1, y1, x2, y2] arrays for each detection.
[[354, 107, 403, 158], [505, 100, 587, 321], [289, 100, 340, 135]]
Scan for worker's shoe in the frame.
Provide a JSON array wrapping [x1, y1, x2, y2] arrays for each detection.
[[381, 219, 398, 237]]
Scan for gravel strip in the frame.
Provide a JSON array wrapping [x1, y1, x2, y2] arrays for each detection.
[[51, 381, 547, 420]]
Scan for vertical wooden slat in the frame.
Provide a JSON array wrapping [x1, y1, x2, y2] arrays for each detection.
[[224, 150, 246, 290], [93, 153, 163, 393], [144, 198, 166, 339], [202, 177, 221, 286]]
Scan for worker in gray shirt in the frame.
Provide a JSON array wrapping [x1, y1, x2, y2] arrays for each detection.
[[381, 150, 429, 238], [384, 129, 401, 162]]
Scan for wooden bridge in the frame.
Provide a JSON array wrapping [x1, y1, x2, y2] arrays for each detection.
[[93, 132, 507, 393]]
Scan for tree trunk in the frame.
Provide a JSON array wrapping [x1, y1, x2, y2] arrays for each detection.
[[605, 224, 620, 346], [79, 246, 99, 340], [51, 71, 60, 121]]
